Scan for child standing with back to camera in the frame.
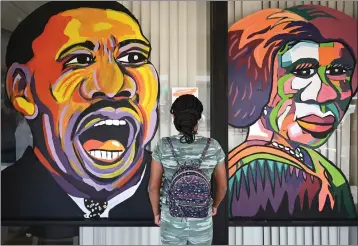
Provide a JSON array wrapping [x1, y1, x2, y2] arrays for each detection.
[[148, 94, 227, 245]]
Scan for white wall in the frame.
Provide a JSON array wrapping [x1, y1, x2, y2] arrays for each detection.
[[229, 226, 358, 245]]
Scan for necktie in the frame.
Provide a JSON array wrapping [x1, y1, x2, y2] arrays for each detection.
[[84, 199, 108, 219]]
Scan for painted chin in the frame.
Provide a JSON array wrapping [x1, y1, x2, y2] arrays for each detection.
[[285, 122, 332, 146], [71, 108, 142, 177]]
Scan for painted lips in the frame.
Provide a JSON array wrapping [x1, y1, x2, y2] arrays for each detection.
[[296, 114, 336, 133]]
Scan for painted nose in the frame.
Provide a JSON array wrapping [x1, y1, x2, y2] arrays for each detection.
[[316, 83, 338, 103], [81, 63, 135, 100], [299, 74, 338, 103]]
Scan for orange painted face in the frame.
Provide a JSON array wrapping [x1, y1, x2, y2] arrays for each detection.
[[266, 40, 355, 147], [6, 8, 159, 194]]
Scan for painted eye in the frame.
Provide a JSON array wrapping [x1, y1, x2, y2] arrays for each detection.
[[292, 68, 315, 78], [65, 54, 94, 66], [326, 67, 347, 76], [117, 53, 147, 65]]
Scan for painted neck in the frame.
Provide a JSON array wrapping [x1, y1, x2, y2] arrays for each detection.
[[247, 119, 273, 141], [247, 119, 299, 150]]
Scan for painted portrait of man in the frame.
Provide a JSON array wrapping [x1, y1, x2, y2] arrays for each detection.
[[2, 1, 159, 220], [228, 5, 357, 219]]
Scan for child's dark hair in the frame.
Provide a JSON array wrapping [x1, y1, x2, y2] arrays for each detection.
[[170, 94, 203, 144]]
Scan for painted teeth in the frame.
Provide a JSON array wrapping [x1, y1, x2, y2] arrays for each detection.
[[94, 119, 126, 127], [302, 172, 307, 180], [88, 150, 123, 160]]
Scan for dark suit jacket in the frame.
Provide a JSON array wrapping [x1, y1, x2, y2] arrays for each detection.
[[1, 147, 153, 221]]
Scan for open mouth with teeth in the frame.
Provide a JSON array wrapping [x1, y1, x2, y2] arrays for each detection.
[[78, 118, 130, 164]]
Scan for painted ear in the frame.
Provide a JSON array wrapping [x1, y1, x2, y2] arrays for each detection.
[[6, 63, 38, 119]]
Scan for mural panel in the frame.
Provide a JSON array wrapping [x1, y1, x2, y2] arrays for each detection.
[[228, 5, 358, 219], [1, 1, 159, 221]]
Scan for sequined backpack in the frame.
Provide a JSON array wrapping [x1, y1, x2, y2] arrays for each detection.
[[166, 137, 212, 218]]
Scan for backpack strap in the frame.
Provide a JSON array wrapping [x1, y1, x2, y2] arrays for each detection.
[[166, 137, 212, 166], [199, 138, 212, 162], [166, 137, 180, 165]]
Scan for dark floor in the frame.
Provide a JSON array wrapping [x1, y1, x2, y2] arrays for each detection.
[[3, 228, 76, 245], [5, 238, 75, 245], [4, 235, 32, 245]]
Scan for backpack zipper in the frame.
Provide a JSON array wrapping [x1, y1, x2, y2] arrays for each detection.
[[174, 202, 210, 207], [170, 170, 210, 188]]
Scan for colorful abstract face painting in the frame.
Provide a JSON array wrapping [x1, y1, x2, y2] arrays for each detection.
[[228, 5, 357, 219], [2, 1, 159, 220]]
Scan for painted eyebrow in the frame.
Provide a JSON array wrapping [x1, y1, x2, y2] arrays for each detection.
[[284, 58, 319, 71], [57, 41, 95, 59], [118, 39, 150, 52], [330, 57, 355, 68]]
